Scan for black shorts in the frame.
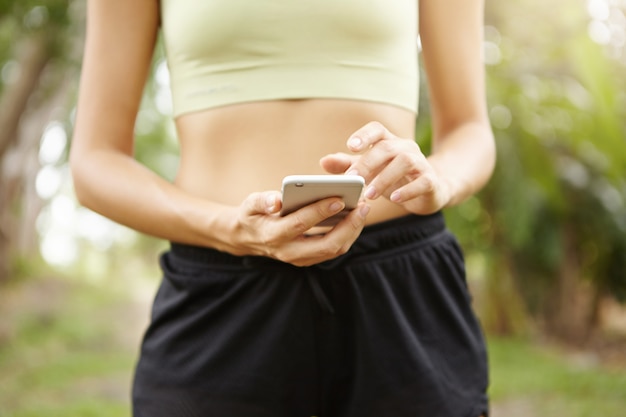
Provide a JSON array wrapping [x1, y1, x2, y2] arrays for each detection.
[[132, 213, 489, 417]]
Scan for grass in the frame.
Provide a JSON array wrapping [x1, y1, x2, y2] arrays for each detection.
[[488, 337, 626, 416], [0, 277, 142, 417], [1, 275, 625, 417]]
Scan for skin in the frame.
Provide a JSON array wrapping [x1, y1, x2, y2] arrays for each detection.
[[70, 0, 495, 268]]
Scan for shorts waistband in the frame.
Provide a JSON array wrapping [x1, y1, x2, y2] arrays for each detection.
[[169, 212, 446, 268]]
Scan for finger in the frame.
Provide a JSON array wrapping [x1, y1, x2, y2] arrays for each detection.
[[279, 202, 369, 266], [346, 139, 394, 181], [319, 152, 358, 174], [389, 171, 440, 204], [363, 148, 426, 200], [243, 191, 282, 215], [341, 201, 371, 230], [280, 197, 346, 238], [348, 138, 422, 188], [313, 202, 370, 258], [346, 121, 396, 153]]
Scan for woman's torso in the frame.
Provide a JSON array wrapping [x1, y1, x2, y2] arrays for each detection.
[[162, 0, 419, 225], [173, 99, 416, 225]]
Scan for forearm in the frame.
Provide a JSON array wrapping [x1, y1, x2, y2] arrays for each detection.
[[71, 150, 239, 252], [427, 121, 495, 207]]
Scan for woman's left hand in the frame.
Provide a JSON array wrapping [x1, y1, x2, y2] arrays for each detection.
[[320, 121, 451, 215]]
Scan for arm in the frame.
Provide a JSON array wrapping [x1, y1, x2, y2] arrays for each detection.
[[320, 0, 495, 213], [70, 0, 224, 247], [70, 0, 367, 265], [419, 0, 495, 206]]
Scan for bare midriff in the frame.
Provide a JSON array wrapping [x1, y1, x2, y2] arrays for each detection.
[[173, 98, 416, 226]]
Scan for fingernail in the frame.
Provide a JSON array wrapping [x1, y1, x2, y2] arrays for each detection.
[[329, 201, 344, 212], [365, 186, 376, 199], [345, 169, 359, 176], [348, 137, 362, 149], [359, 204, 370, 218], [390, 191, 401, 202]]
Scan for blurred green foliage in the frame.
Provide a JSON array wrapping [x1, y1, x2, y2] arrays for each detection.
[[0, 278, 139, 417], [440, 0, 626, 339], [0, 0, 72, 72]]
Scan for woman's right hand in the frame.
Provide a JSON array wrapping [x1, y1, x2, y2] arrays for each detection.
[[229, 191, 369, 266]]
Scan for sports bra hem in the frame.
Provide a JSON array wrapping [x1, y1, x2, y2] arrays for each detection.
[[168, 62, 418, 117]]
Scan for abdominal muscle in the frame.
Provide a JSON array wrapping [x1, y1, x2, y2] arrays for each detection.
[[173, 99, 417, 226]]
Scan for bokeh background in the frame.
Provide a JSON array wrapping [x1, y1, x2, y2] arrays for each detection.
[[1, 0, 625, 416]]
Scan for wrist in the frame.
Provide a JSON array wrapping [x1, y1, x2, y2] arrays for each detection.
[[172, 195, 242, 253], [427, 155, 474, 209], [439, 175, 466, 208]]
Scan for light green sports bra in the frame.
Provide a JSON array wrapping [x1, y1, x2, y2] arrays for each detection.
[[160, 0, 419, 117]]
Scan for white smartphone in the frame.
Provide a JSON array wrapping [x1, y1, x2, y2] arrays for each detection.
[[280, 175, 365, 227]]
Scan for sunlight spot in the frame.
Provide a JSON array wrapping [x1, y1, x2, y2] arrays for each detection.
[[35, 165, 62, 199], [156, 88, 173, 116], [483, 41, 501, 65], [135, 109, 158, 136], [50, 194, 77, 229], [76, 209, 117, 251], [40, 232, 78, 267], [563, 78, 592, 110], [588, 20, 612, 44], [612, 24, 626, 47], [155, 60, 170, 88], [593, 181, 624, 213], [490, 105, 512, 130], [39, 122, 67, 165], [558, 158, 590, 189], [38, 195, 80, 267], [587, 0, 610, 21], [579, 142, 610, 172], [23, 6, 48, 30], [154, 60, 173, 115], [1, 60, 20, 85], [484, 26, 502, 44], [520, 75, 544, 103]]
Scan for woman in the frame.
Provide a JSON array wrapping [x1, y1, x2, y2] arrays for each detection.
[[71, 0, 495, 416]]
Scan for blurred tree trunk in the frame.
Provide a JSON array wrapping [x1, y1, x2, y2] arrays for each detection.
[[482, 252, 531, 337], [543, 224, 597, 344], [0, 33, 55, 282], [15, 75, 74, 252]]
